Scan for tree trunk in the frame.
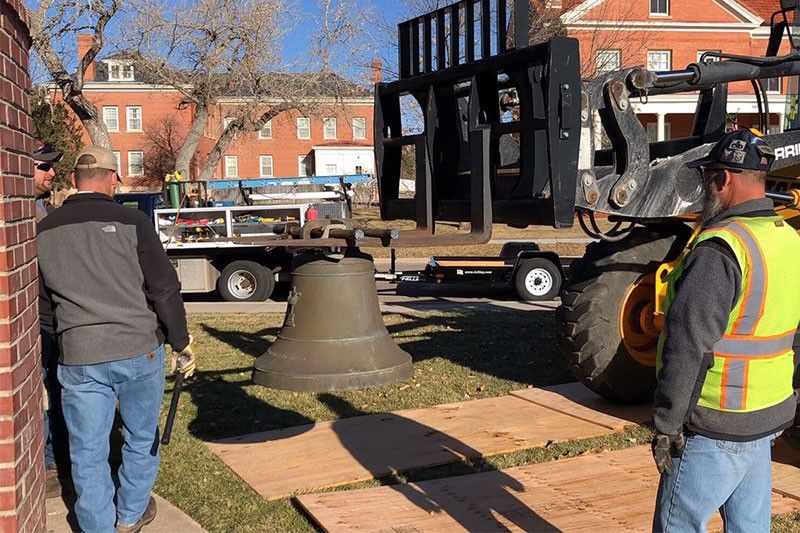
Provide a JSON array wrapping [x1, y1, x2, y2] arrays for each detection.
[[197, 121, 240, 181], [175, 103, 208, 178], [64, 93, 111, 149]]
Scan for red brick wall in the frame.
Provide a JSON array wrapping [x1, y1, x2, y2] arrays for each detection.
[[0, 0, 45, 531]]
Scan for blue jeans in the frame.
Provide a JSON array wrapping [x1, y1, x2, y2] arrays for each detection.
[[653, 431, 780, 533], [58, 346, 165, 533]]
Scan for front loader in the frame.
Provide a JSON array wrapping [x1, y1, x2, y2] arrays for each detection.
[[374, 0, 800, 404]]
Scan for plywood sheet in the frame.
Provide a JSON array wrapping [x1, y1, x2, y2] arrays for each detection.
[[772, 438, 800, 502], [297, 445, 800, 533], [207, 395, 619, 500], [510, 382, 652, 430]]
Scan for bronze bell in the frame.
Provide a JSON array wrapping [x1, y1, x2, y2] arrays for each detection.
[[253, 250, 413, 392]]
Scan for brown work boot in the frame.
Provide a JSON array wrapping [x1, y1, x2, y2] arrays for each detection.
[[116, 496, 157, 533], [45, 465, 61, 499]]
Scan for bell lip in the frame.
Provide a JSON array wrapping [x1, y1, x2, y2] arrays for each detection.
[[251, 360, 413, 392]]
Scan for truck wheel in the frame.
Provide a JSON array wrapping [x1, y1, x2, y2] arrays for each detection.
[[218, 261, 275, 302], [556, 228, 686, 403], [514, 258, 561, 301]]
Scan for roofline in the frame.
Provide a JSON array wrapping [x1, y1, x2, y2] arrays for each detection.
[[312, 145, 374, 150], [561, 0, 762, 25]]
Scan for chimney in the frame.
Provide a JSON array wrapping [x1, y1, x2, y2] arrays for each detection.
[[77, 34, 96, 81], [371, 59, 383, 84]]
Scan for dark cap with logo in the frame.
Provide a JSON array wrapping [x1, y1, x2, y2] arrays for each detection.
[[33, 143, 63, 163], [686, 129, 775, 172]]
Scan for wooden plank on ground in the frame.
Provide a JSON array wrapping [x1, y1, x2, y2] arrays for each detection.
[[297, 445, 800, 533], [510, 382, 652, 430], [207, 395, 621, 500], [772, 438, 800, 502]]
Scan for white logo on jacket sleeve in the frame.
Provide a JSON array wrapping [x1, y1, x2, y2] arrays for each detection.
[[102, 225, 117, 233]]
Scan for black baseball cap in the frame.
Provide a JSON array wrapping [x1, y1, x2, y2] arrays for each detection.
[[686, 129, 775, 172], [33, 143, 63, 163]]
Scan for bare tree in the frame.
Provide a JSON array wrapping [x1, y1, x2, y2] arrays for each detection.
[[29, 0, 120, 148], [140, 116, 186, 188], [126, 0, 373, 181]]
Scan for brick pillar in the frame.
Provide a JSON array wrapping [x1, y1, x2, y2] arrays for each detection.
[[0, 1, 44, 531]]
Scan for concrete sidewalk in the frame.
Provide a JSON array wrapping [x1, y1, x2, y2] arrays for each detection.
[[46, 493, 206, 533]]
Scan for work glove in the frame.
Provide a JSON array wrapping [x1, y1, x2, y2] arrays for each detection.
[[651, 432, 685, 476], [170, 335, 196, 379]]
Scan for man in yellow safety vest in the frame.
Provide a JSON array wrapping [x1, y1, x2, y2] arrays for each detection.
[[652, 129, 800, 532]]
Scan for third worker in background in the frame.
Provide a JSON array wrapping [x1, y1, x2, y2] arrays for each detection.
[[651, 129, 800, 532]]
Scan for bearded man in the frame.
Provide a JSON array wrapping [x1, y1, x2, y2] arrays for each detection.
[[651, 129, 800, 532]]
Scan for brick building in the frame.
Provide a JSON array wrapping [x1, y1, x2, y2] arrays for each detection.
[[56, 36, 376, 189], [562, 0, 793, 140]]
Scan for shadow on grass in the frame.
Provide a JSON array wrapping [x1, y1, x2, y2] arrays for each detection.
[[184, 368, 314, 441]]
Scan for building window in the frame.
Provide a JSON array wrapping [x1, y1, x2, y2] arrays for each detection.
[[766, 77, 781, 92], [113, 151, 121, 174], [646, 122, 671, 142], [224, 117, 236, 130], [647, 51, 671, 71], [297, 117, 311, 139], [298, 155, 311, 176], [258, 120, 272, 139], [355, 165, 364, 174], [126, 106, 142, 131], [650, 0, 668, 15], [325, 163, 338, 174], [697, 50, 721, 63], [103, 106, 119, 132], [595, 50, 620, 74], [259, 155, 274, 177], [323, 118, 337, 139], [128, 151, 144, 176], [225, 156, 238, 177], [108, 62, 135, 81], [352, 117, 367, 140]]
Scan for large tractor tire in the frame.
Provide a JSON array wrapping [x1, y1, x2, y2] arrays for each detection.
[[556, 227, 689, 404]]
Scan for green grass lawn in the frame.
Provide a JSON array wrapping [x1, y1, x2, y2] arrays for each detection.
[[151, 311, 800, 532]]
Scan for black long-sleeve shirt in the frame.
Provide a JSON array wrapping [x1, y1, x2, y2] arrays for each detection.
[[37, 192, 190, 365], [654, 198, 799, 441]]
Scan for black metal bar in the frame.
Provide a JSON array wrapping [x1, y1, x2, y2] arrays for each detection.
[[414, 135, 434, 232], [480, 0, 491, 58], [161, 372, 184, 445], [449, 4, 460, 68], [423, 15, 433, 73], [470, 126, 493, 234], [465, 0, 475, 62], [412, 20, 421, 75], [514, 0, 529, 49], [436, 9, 446, 70], [398, 22, 411, 79], [497, 0, 507, 53]]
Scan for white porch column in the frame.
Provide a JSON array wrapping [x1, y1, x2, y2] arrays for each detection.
[[656, 113, 666, 142], [778, 112, 785, 133]]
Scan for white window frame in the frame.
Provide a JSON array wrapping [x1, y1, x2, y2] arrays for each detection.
[[298, 155, 310, 176], [258, 120, 272, 139], [224, 117, 236, 130], [323, 118, 337, 140], [259, 155, 274, 177], [107, 61, 135, 81], [647, 50, 671, 72], [324, 163, 338, 174], [352, 117, 367, 140], [646, 122, 672, 142], [103, 106, 119, 132], [297, 117, 311, 139], [224, 155, 238, 178], [127, 151, 144, 176], [650, 0, 669, 16], [113, 151, 121, 174], [696, 50, 721, 63], [126, 106, 142, 132], [595, 50, 620, 74], [766, 77, 781, 93]]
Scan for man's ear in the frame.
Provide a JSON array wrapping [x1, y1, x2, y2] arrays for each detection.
[[720, 169, 734, 190], [70, 172, 76, 188]]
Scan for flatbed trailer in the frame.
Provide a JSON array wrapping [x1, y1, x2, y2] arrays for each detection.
[[378, 242, 575, 301]]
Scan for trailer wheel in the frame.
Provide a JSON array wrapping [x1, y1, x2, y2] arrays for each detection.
[[514, 258, 561, 301], [556, 228, 686, 403], [218, 261, 275, 302]]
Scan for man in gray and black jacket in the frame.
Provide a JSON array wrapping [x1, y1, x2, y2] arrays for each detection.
[[37, 146, 196, 533]]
